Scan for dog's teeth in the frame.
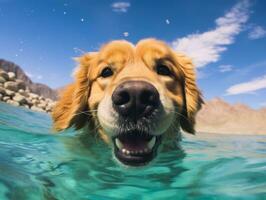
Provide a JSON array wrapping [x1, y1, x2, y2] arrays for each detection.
[[120, 147, 153, 155], [148, 136, 156, 149], [115, 138, 123, 150]]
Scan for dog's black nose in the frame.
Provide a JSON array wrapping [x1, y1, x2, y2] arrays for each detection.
[[112, 81, 160, 119]]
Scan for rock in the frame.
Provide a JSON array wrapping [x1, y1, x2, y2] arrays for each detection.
[[5, 89, 15, 97], [0, 93, 2, 100], [31, 106, 44, 112], [23, 104, 30, 109], [32, 99, 39, 105], [29, 93, 39, 99], [13, 94, 27, 105], [3, 96, 10, 101], [4, 81, 19, 92], [38, 102, 47, 109], [46, 98, 53, 103], [0, 71, 9, 81], [25, 87, 30, 93], [45, 104, 53, 112], [18, 89, 29, 97], [0, 87, 6, 95], [7, 100, 19, 106], [0, 77, 6, 84], [7, 72, 16, 81], [39, 96, 45, 101], [18, 89, 24, 93], [26, 98, 33, 107], [15, 79, 26, 90]]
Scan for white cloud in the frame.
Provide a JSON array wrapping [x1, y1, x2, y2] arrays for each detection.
[[226, 75, 266, 95], [73, 47, 86, 54], [123, 32, 129, 37], [172, 0, 250, 68], [111, 2, 130, 13], [248, 26, 266, 40], [219, 64, 233, 72]]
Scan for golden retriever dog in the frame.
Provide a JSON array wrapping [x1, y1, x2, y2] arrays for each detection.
[[52, 39, 203, 166]]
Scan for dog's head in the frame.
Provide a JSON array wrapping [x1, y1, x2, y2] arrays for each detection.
[[52, 39, 203, 166]]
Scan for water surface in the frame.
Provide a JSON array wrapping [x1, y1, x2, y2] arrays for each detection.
[[0, 102, 265, 200]]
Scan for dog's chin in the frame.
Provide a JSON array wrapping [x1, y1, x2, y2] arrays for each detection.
[[112, 130, 162, 167]]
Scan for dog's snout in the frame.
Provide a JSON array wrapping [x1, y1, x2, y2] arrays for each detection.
[[112, 81, 160, 118]]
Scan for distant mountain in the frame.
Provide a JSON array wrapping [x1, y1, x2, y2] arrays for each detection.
[[196, 98, 266, 135], [0, 59, 58, 100]]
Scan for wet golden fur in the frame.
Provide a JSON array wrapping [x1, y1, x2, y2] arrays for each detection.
[[52, 39, 203, 143]]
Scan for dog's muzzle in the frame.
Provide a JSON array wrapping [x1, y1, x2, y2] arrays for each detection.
[[111, 81, 162, 166]]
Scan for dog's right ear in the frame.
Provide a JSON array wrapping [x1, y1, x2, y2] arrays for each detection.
[[175, 53, 204, 134], [52, 53, 96, 132]]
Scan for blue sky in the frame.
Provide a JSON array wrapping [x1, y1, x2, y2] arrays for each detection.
[[0, 0, 266, 108]]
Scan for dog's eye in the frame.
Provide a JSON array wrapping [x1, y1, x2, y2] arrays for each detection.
[[156, 65, 172, 76], [100, 67, 113, 78]]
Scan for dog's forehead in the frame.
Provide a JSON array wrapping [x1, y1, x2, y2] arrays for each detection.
[[98, 40, 134, 62], [97, 39, 173, 61], [135, 39, 172, 57]]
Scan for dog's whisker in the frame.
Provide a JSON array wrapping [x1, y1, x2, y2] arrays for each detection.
[[73, 112, 90, 117], [91, 123, 104, 145], [165, 109, 191, 122], [171, 121, 180, 133], [71, 110, 98, 117], [80, 109, 98, 113]]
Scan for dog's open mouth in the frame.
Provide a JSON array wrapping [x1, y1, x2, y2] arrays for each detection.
[[113, 131, 161, 166]]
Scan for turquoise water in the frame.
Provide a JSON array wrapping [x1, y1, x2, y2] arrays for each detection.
[[0, 102, 265, 200]]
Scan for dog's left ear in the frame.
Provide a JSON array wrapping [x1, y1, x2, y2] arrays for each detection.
[[175, 53, 204, 134], [52, 53, 96, 131]]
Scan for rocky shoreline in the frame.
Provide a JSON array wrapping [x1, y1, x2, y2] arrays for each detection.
[[0, 69, 55, 113]]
